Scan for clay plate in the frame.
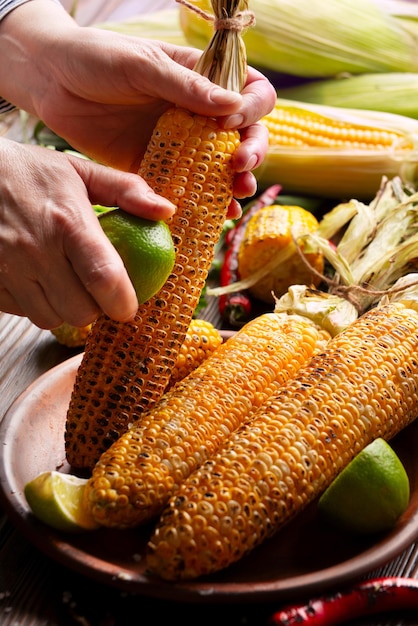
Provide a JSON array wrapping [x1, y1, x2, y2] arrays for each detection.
[[1, 352, 418, 604]]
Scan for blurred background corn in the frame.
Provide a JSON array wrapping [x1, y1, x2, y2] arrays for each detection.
[[84, 304, 332, 529], [277, 72, 418, 120], [236, 204, 323, 303], [146, 299, 418, 580], [255, 98, 418, 199], [64, 0, 246, 470], [179, 0, 418, 78]]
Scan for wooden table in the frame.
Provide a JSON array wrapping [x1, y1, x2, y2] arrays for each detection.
[[0, 310, 418, 625]]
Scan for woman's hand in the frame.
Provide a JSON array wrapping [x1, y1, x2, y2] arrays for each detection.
[[0, 139, 174, 329]]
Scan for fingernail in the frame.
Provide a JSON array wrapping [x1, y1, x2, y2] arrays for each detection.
[[223, 114, 244, 129], [245, 154, 259, 170], [210, 87, 241, 105]]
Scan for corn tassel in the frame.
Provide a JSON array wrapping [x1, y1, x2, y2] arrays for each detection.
[[84, 292, 334, 529], [255, 98, 418, 200], [64, 0, 247, 470], [146, 297, 418, 580]]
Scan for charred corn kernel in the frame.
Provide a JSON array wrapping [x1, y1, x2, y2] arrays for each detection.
[[64, 0, 247, 471], [166, 319, 222, 390], [237, 204, 323, 303], [255, 99, 418, 200], [147, 302, 418, 580], [84, 312, 330, 528], [51, 322, 93, 348], [64, 110, 240, 470]]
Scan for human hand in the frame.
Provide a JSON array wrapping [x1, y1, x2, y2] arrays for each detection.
[[0, 139, 174, 329], [0, 0, 275, 210]]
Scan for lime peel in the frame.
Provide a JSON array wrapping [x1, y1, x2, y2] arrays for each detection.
[[318, 438, 410, 535], [24, 471, 99, 532]]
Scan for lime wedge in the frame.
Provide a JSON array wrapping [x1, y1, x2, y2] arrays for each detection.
[[24, 471, 99, 532]]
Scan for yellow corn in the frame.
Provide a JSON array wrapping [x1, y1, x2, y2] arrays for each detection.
[[51, 321, 92, 348], [146, 301, 418, 580], [64, 0, 248, 471], [166, 319, 223, 390], [64, 110, 240, 470], [255, 98, 418, 200], [84, 311, 330, 528], [237, 204, 323, 303]]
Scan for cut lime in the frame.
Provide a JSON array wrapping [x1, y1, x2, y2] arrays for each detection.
[[24, 471, 99, 532], [318, 438, 410, 535], [99, 209, 175, 304]]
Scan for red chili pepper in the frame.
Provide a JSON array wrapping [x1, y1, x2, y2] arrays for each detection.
[[268, 577, 418, 626], [219, 184, 281, 326]]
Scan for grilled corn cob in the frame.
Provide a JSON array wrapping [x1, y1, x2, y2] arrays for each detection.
[[64, 0, 246, 470], [147, 298, 418, 580], [237, 204, 323, 303], [165, 319, 222, 390], [255, 98, 418, 200], [84, 300, 332, 528]]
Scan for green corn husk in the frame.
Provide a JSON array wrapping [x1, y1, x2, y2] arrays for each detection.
[[277, 72, 418, 119], [179, 0, 418, 77], [97, 9, 189, 46], [255, 98, 418, 200]]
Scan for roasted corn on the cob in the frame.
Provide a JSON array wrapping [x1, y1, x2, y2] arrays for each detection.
[[84, 304, 331, 528], [165, 319, 222, 390], [64, 0, 246, 470], [237, 204, 323, 303], [147, 298, 418, 580]]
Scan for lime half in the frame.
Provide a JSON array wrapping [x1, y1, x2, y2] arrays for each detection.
[[318, 438, 410, 535]]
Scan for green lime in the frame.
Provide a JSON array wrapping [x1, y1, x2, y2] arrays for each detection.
[[99, 209, 175, 304], [318, 438, 410, 535], [24, 471, 98, 532]]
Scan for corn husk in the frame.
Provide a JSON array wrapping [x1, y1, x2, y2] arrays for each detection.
[[97, 9, 189, 46], [255, 98, 418, 200], [210, 176, 418, 315], [277, 72, 418, 119], [180, 0, 418, 77]]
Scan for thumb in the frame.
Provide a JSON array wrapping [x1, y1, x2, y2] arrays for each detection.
[[67, 153, 175, 221]]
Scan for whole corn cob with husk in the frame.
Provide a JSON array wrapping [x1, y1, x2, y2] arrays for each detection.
[[84, 287, 344, 529], [146, 284, 418, 580], [277, 72, 418, 120], [179, 0, 418, 78], [64, 0, 248, 470], [255, 98, 418, 199], [235, 204, 323, 303]]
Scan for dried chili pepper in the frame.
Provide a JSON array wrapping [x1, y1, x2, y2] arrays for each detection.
[[268, 577, 418, 625], [219, 184, 281, 326]]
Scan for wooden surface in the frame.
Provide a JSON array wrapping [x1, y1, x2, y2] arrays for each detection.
[[0, 310, 418, 625]]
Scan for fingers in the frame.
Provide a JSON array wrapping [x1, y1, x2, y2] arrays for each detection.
[[68, 154, 176, 220]]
